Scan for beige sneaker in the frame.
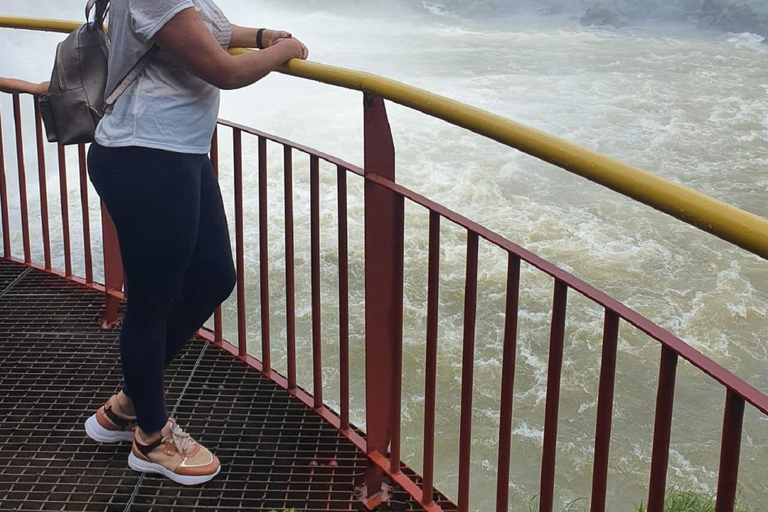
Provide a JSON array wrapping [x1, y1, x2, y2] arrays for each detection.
[[84, 395, 137, 443], [128, 419, 221, 486]]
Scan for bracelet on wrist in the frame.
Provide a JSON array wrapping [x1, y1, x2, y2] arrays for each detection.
[[256, 28, 266, 49]]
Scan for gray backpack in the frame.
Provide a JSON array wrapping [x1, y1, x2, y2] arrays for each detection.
[[38, 0, 158, 145]]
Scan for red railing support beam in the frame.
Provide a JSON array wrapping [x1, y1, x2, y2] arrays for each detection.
[[539, 280, 568, 512], [210, 127, 223, 343], [56, 145, 72, 277], [233, 128, 247, 358], [33, 100, 51, 270], [496, 254, 521, 512], [458, 231, 479, 512], [258, 136, 271, 373], [12, 94, 31, 264], [590, 310, 620, 512], [0, 106, 10, 259], [284, 146, 297, 392], [310, 155, 323, 409], [338, 165, 350, 432], [363, 93, 401, 502], [77, 144, 93, 285], [422, 211, 441, 506], [714, 391, 745, 512], [647, 346, 678, 512]]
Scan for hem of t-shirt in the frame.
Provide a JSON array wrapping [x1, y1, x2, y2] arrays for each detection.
[[94, 135, 211, 155], [140, 0, 196, 42]]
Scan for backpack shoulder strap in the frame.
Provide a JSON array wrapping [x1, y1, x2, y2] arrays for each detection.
[[86, 0, 109, 29], [104, 44, 160, 108]]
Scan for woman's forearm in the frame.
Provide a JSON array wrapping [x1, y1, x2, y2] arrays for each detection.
[[0, 78, 48, 95], [222, 44, 296, 89], [154, 9, 303, 90], [230, 24, 258, 48]]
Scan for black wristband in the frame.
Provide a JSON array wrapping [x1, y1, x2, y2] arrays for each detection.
[[256, 28, 266, 49]]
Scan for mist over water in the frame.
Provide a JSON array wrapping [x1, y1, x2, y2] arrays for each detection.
[[1, 1, 767, 510]]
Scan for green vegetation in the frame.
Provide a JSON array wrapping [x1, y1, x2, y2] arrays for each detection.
[[525, 489, 755, 512], [635, 490, 756, 512]]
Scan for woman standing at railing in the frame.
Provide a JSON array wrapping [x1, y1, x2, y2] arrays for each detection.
[[83, 0, 308, 485]]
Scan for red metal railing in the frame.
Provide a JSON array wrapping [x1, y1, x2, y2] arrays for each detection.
[[1, 88, 767, 512]]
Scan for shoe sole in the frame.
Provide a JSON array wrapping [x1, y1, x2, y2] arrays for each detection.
[[84, 415, 135, 443], [128, 453, 220, 486]]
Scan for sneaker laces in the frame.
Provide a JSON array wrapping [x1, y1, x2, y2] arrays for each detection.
[[164, 420, 197, 455]]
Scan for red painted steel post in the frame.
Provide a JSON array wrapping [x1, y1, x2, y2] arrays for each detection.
[[496, 254, 521, 512], [363, 93, 401, 498], [259, 137, 272, 375], [539, 280, 568, 512], [33, 101, 51, 270], [233, 129, 247, 358], [12, 94, 31, 264], [714, 391, 745, 512], [647, 346, 679, 512], [590, 310, 620, 512], [258, 136, 271, 373], [284, 146, 297, 392], [210, 127, 222, 343], [310, 155, 323, 409], [101, 204, 123, 327], [458, 231, 480, 512], [338, 165, 350, 431], [77, 144, 93, 285], [57, 145, 72, 277], [422, 211, 441, 506], [389, 194, 405, 476], [0, 107, 10, 258]]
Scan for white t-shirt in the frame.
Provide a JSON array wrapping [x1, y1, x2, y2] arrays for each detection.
[[95, 0, 231, 154]]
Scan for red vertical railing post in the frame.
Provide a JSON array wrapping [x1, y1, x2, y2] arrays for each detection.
[[0, 106, 10, 258], [338, 165, 350, 432], [458, 231, 480, 512], [422, 211, 441, 506], [590, 310, 620, 512], [233, 128, 247, 358], [714, 391, 745, 512], [389, 194, 405, 476], [210, 127, 222, 344], [33, 100, 51, 270], [57, 145, 72, 277], [363, 93, 401, 500], [647, 346, 678, 512], [77, 144, 93, 285], [310, 155, 323, 409], [284, 146, 297, 392], [100, 204, 123, 328], [496, 254, 521, 512], [539, 280, 568, 512], [12, 94, 31, 264], [258, 136, 271, 373]]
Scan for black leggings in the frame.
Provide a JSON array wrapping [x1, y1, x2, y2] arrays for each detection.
[[88, 143, 236, 432]]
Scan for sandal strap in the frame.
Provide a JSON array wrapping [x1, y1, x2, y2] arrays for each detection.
[[104, 403, 135, 428], [134, 436, 165, 457]]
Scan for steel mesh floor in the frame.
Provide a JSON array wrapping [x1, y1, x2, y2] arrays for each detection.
[[0, 260, 456, 512]]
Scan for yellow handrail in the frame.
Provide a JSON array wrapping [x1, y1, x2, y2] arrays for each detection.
[[3, 14, 767, 259]]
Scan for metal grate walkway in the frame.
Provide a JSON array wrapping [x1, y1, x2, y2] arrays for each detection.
[[0, 260, 448, 512]]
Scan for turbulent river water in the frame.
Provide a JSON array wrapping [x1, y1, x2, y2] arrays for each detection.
[[1, 1, 767, 510]]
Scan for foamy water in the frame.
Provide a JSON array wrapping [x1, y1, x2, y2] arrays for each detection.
[[1, 1, 767, 510]]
